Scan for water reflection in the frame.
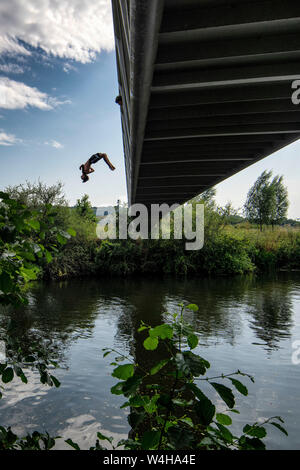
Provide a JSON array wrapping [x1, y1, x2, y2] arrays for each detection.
[[0, 273, 299, 449], [0, 274, 297, 366], [245, 279, 294, 350]]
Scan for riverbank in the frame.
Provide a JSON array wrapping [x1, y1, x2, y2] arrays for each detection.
[[44, 226, 300, 280]]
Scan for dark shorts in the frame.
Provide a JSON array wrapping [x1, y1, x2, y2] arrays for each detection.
[[89, 153, 102, 165]]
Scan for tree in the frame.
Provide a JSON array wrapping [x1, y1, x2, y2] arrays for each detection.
[[5, 180, 67, 208], [269, 176, 289, 228], [244, 170, 288, 230], [5, 180, 72, 247], [217, 201, 240, 228], [190, 187, 216, 209], [75, 194, 97, 222]]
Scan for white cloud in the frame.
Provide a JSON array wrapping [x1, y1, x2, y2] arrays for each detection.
[[45, 139, 64, 149], [0, 130, 22, 146], [0, 35, 31, 57], [0, 63, 25, 74], [0, 76, 70, 110], [63, 62, 78, 74], [0, 0, 114, 63]]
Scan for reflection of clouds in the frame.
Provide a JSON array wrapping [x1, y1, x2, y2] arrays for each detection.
[[0, 369, 51, 438], [1, 369, 49, 407], [55, 414, 127, 450]]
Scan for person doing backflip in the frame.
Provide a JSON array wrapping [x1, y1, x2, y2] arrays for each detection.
[[79, 153, 115, 183]]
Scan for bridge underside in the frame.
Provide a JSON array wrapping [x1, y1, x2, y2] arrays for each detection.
[[112, 0, 300, 206]]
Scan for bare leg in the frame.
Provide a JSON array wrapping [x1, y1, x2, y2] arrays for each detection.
[[102, 153, 115, 170]]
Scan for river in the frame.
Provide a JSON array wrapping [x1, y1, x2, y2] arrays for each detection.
[[0, 273, 299, 450]]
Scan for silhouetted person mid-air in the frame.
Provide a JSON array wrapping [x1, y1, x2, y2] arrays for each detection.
[[79, 153, 115, 183]]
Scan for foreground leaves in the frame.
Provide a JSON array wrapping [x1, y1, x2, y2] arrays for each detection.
[[102, 303, 288, 450]]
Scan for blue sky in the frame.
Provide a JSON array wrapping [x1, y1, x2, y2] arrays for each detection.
[[0, 51, 126, 207], [0, 0, 299, 218]]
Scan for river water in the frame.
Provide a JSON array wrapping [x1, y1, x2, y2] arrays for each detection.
[[0, 273, 299, 450]]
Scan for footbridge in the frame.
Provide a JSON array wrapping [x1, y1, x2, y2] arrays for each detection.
[[112, 0, 300, 206]]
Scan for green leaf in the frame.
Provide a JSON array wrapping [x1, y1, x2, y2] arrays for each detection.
[[21, 251, 36, 262], [150, 359, 169, 375], [50, 375, 61, 388], [128, 410, 146, 429], [178, 417, 193, 427], [1, 367, 14, 383], [149, 324, 173, 340], [195, 398, 216, 426], [65, 439, 80, 450], [144, 395, 160, 414], [216, 413, 232, 426], [110, 382, 124, 395], [167, 426, 195, 450], [211, 382, 235, 409], [187, 334, 198, 349], [112, 364, 134, 381], [172, 398, 193, 407], [272, 415, 284, 424], [45, 251, 53, 263], [97, 432, 113, 444], [270, 422, 288, 436], [187, 383, 209, 401], [243, 424, 267, 438], [229, 378, 248, 396], [20, 373, 28, 384], [186, 304, 199, 312], [56, 233, 67, 245], [175, 353, 191, 377], [24, 355, 35, 363], [67, 228, 76, 237], [122, 375, 143, 397], [143, 336, 158, 350], [182, 351, 210, 376], [0, 272, 13, 294], [137, 325, 148, 332], [26, 219, 40, 231], [20, 266, 39, 282], [216, 423, 234, 443], [129, 395, 149, 407], [240, 437, 266, 450], [141, 430, 160, 450], [13, 365, 27, 384], [157, 393, 172, 408]]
